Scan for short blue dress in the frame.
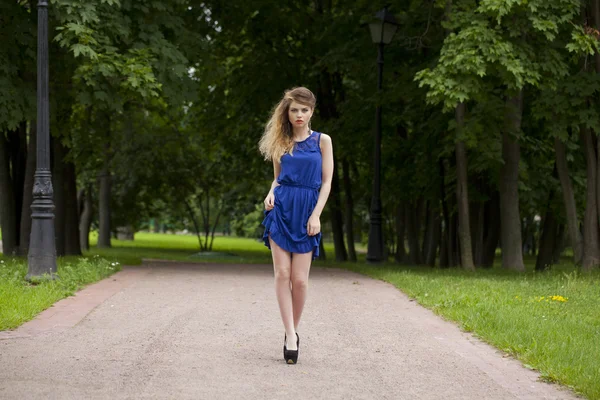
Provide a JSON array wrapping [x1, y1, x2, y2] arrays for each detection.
[[262, 131, 322, 259]]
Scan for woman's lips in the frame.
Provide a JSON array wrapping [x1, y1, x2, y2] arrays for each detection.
[[295, 120, 303, 123]]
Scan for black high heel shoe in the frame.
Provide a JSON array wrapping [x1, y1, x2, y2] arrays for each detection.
[[283, 333, 300, 364]]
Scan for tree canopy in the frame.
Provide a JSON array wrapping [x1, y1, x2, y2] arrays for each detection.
[[1, 0, 599, 270]]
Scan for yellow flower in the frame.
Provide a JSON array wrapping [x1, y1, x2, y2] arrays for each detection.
[[550, 295, 568, 302]]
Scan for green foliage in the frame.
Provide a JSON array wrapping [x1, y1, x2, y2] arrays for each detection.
[[415, 0, 580, 110], [0, 1, 36, 130], [566, 24, 600, 57], [2, 0, 598, 278], [230, 203, 265, 239]]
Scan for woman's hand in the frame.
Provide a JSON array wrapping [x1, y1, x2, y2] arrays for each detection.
[[307, 214, 321, 236], [264, 192, 275, 211]]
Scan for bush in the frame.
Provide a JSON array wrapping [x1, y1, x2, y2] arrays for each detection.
[[231, 203, 265, 239]]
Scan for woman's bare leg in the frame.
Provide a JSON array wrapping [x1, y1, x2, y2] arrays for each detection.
[[269, 238, 297, 350], [290, 251, 313, 332]]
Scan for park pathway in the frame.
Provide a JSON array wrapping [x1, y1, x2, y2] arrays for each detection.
[[0, 262, 579, 400]]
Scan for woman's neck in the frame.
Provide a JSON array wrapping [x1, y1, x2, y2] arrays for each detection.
[[292, 126, 311, 141]]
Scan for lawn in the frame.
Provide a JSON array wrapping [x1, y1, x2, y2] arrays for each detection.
[[86, 231, 347, 265], [0, 255, 121, 330], [1, 233, 599, 399], [342, 262, 600, 400]]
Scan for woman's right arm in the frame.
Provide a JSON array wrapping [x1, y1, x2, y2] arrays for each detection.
[[264, 160, 281, 210]]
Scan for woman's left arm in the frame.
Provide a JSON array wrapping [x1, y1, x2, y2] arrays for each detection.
[[307, 134, 334, 236]]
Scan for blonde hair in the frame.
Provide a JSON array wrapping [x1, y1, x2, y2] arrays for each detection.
[[259, 87, 316, 162]]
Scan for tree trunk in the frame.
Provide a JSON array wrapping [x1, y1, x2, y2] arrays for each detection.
[[597, 135, 600, 235], [471, 200, 485, 266], [455, 103, 475, 271], [0, 131, 17, 255], [582, 0, 600, 271], [405, 201, 422, 265], [52, 137, 66, 256], [499, 92, 525, 271], [536, 189, 558, 271], [552, 224, 566, 263], [439, 226, 449, 267], [580, 127, 600, 270], [10, 123, 27, 252], [341, 158, 357, 261], [98, 139, 112, 248], [19, 123, 36, 256], [417, 200, 431, 263], [554, 137, 582, 264], [197, 192, 207, 250], [482, 190, 500, 268], [424, 203, 441, 266], [209, 204, 222, 252], [64, 158, 81, 255], [79, 185, 92, 251], [439, 158, 452, 268], [185, 199, 203, 251], [522, 215, 535, 257], [440, 213, 459, 268], [329, 157, 347, 262], [417, 198, 426, 261], [204, 191, 210, 249], [449, 213, 459, 267], [395, 202, 406, 263]]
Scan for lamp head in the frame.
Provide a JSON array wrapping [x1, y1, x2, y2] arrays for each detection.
[[368, 7, 398, 45]]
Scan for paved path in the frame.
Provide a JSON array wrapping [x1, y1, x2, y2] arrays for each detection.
[[0, 262, 579, 399]]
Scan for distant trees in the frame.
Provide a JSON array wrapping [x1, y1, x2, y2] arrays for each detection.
[[1, 0, 599, 269]]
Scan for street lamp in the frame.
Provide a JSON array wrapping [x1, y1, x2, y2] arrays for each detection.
[[366, 6, 398, 263], [27, 0, 57, 280]]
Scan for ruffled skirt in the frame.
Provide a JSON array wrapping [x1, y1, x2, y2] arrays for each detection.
[[261, 185, 321, 259]]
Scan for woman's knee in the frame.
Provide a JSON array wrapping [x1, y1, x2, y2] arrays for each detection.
[[274, 266, 291, 282], [291, 276, 308, 290]]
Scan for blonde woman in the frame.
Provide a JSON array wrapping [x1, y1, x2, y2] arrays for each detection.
[[259, 87, 334, 364]]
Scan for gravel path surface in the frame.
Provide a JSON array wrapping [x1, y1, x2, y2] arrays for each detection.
[[0, 262, 580, 399]]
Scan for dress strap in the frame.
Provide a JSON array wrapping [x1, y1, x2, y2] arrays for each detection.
[[316, 131, 322, 151]]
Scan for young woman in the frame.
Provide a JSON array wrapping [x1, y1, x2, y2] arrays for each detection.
[[259, 87, 334, 364]]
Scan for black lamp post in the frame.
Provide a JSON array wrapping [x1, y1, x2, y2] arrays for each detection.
[[366, 7, 398, 263], [27, 0, 57, 280]]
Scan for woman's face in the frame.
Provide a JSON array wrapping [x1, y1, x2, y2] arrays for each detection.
[[288, 101, 313, 130]]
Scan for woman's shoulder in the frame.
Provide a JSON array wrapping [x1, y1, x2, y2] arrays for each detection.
[[318, 132, 332, 146]]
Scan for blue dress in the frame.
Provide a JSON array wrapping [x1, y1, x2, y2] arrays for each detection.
[[262, 131, 322, 259]]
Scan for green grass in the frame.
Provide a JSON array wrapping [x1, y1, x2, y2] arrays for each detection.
[[85, 231, 345, 265], [2, 233, 598, 398], [340, 262, 600, 400], [0, 256, 121, 330]]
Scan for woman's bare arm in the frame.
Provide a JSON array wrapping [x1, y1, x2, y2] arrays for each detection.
[[307, 134, 333, 236], [269, 159, 281, 192], [311, 134, 333, 218], [264, 159, 281, 210]]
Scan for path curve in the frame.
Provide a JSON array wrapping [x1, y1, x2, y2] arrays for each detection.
[[0, 262, 579, 399]]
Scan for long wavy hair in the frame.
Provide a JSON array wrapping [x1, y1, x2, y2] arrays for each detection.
[[259, 87, 316, 162]]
